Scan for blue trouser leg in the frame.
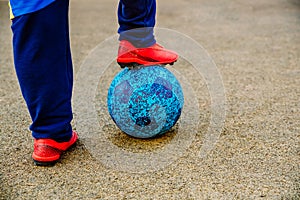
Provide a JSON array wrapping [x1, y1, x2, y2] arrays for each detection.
[[11, 0, 73, 142], [118, 0, 156, 47]]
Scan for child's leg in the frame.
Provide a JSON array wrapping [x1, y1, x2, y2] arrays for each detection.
[[11, 0, 73, 142], [118, 0, 156, 48], [117, 0, 178, 66]]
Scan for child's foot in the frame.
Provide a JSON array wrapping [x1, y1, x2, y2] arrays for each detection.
[[117, 40, 178, 68], [32, 131, 78, 166]]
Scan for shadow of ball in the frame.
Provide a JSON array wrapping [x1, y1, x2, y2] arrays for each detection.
[[102, 123, 178, 153], [107, 65, 184, 138]]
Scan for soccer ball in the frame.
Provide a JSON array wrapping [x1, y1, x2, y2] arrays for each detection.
[[107, 65, 184, 138]]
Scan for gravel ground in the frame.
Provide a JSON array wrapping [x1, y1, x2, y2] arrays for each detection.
[[0, 0, 299, 199]]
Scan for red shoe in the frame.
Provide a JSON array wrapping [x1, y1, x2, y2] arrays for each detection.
[[117, 40, 178, 67], [32, 131, 78, 166]]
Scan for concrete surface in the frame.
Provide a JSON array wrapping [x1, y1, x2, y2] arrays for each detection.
[[0, 0, 299, 199]]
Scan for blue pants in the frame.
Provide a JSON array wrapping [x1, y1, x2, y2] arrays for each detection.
[[118, 0, 156, 47], [11, 0, 156, 141]]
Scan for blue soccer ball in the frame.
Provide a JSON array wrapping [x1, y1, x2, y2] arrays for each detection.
[[107, 66, 184, 138]]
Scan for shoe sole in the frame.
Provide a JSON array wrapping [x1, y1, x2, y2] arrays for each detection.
[[33, 159, 57, 166], [118, 61, 176, 69]]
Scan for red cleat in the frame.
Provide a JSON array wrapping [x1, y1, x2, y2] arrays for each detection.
[[32, 131, 78, 166], [117, 40, 178, 68]]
